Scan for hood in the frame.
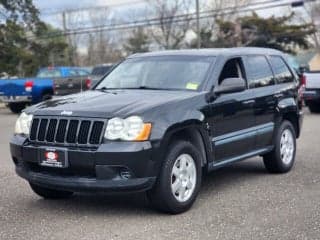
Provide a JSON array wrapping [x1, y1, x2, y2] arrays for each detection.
[[26, 89, 203, 118]]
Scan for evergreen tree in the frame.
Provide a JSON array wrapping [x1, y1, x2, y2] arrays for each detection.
[[124, 27, 150, 54], [190, 13, 315, 54]]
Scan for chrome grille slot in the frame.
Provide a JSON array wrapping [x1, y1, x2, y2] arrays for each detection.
[[89, 121, 104, 144], [46, 119, 57, 142], [38, 119, 48, 141], [78, 120, 91, 144], [56, 119, 68, 143], [29, 117, 106, 146], [66, 120, 79, 143], [30, 119, 39, 141]]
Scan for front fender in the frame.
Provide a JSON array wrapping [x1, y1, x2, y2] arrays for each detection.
[[149, 109, 205, 141]]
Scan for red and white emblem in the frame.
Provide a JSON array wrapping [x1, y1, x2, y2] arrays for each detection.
[[45, 151, 58, 161]]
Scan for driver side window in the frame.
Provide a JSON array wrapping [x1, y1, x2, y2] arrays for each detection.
[[218, 58, 245, 85]]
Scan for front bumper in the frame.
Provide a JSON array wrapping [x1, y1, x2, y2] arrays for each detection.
[[10, 136, 159, 193], [0, 95, 32, 103]]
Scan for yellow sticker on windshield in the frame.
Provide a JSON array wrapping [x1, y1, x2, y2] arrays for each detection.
[[186, 83, 199, 90]]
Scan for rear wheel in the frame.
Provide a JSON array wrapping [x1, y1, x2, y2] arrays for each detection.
[[263, 121, 296, 173], [147, 141, 202, 214], [8, 103, 26, 114], [29, 183, 73, 199]]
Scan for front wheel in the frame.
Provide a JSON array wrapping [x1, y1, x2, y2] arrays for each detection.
[[263, 120, 296, 173], [29, 183, 73, 199], [8, 103, 26, 114], [147, 141, 202, 214]]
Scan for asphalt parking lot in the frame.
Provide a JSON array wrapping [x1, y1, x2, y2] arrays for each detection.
[[0, 107, 319, 240]]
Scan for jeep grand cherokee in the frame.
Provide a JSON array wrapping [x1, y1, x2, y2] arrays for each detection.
[[10, 48, 303, 214]]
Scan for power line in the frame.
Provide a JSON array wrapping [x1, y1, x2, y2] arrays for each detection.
[[31, 0, 315, 40]]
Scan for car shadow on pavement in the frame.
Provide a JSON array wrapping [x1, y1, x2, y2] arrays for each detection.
[[24, 158, 268, 215], [202, 158, 268, 191]]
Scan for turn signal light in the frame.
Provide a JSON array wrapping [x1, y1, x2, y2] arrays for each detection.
[[134, 123, 152, 141]]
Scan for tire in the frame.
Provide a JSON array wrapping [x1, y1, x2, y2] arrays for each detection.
[[147, 141, 202, 214], [8, 103, 26, 114], [29, 183, 73, 199], [263, 120, 296, 173], [308, 102, 320, 113]]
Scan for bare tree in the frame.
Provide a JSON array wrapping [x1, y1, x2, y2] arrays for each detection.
[[303, 1, 320, 51], [62, 10, 87, 65], [148, 0, 193, 49], [187, 0, 252, 48]]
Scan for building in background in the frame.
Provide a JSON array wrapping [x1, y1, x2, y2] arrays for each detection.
[[297, 50, 320, 71]]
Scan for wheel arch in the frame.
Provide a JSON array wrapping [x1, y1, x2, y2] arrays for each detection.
[[159, 120, 212, 168], [282, 112, 300, 138], [277, 98, 301, 138]]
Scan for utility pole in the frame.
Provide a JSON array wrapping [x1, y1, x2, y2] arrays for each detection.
[[62, 11, 67, 32], [196, 0, 200, 49], [62, 11, 73, 65]]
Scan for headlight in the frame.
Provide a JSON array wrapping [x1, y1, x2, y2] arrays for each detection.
[[14, 112, 33, 136], [105, 116, 152, 141]]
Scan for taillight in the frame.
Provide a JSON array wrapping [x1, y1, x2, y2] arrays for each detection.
[[25, 80, 34, 92], [301, 74, 306, 86], [298, 74, 306, 103], [85, 78, 92, 89]]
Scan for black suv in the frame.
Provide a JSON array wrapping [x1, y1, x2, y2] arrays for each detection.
[[11, 48, 303, 214]]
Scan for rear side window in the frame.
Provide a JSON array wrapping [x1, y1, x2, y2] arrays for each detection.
[[244, 56, 275, 88], [269, 56, 294, 84]]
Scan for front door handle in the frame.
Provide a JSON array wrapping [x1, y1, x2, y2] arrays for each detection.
[[274, 93, 283, 98], [242, 100, 255, 105]]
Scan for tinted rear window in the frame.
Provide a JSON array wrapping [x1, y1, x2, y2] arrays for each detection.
[[270, 56, 294, 84], [244, 56, 275, 88]]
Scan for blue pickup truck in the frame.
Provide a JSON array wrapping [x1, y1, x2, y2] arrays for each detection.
[[0, 67, 90, 113]]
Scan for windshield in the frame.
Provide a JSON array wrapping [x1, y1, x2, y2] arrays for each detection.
[[37, 69, 62, 78], [95, 56, 214, 91]]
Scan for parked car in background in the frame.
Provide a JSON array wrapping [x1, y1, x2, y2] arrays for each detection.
[[53, 68, 91, 96], [90, 63, 114, 85], [0, 67, 90, 113], [302, 71, 320, 113], [287, 54, 304, 108], [52, 64, 114, 96], [11, 48, 303, 213]]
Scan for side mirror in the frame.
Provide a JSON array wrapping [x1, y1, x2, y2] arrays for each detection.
[[214, 77, 246, 95]]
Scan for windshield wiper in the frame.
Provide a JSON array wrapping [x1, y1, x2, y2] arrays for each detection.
[[126, 86, 161, 90], [96, 86, 183, 91], [95, 87, 120, 91]]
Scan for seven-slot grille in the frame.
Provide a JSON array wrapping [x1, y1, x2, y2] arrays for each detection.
[[29, 117, 106, 146]]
